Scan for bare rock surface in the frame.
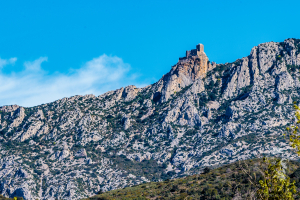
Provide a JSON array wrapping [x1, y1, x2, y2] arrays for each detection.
[[0, 39, 300, 199]]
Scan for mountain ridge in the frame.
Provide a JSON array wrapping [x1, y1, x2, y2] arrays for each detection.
[[0, 38, 300, 199]]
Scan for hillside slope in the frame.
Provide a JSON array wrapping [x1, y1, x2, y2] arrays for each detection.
[[83, 158, 300, 200], [0, 39, 300, 199]]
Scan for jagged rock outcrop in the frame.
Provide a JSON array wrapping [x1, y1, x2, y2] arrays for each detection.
[[0, 38, 300, 199], [15, 168, 30, 178], [158, 44, 214, 103], [122, 85, 139, 102], [121, 115, 131, 130], [75, 149, 87, 158]]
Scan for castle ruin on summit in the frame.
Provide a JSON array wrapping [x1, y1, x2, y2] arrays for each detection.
[[179, 43, 210, 78]]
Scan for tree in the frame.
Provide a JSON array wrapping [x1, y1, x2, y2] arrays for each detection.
[[285, 102, 300, 155], [254, 102, 300, 199], [203, 167, 210, 174], [256, 158, 296, 200]]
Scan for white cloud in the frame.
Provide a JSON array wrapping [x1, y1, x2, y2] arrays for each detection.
[[24, 57, 47, 71], [0, 54, 148, 107], [0, 57, 17, 68]]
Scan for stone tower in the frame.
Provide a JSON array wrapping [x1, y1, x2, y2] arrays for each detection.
[[196, 44, 208, 76], [196, 43, 204, 54]]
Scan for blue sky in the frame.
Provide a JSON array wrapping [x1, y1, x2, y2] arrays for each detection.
[[0, 0, 299, 107]]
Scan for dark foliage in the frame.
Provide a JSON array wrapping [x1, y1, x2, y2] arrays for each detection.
[[83, 158, 300, 200]]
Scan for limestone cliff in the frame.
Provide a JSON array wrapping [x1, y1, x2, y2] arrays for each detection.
[[0, 38, 300, 199], [157, 44, 215, 103]]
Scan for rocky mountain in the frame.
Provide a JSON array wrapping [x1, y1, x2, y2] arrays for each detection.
[[0, 38, 300, 199]]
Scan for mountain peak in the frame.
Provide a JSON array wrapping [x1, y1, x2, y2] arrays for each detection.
[[157, 43, 215, 102], [177, 43, 214, 79]]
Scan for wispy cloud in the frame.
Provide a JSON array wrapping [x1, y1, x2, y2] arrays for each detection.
[[0, 57, 17, 68], [24, 57, 47, 71], [0, 55, 148, 107]]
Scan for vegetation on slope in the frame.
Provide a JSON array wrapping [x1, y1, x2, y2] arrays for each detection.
[[0, 195, 23, 200], [83, 158, 300, 200]]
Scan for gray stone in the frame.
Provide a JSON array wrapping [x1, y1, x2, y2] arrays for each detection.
[[75, 149, 87, 158]]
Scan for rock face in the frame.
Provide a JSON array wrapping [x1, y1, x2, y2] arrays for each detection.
[[158, 44, 213, 103], [75, 149, 87, 158], [122, 116, 130, 130], [0, 38, 300, 199]]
